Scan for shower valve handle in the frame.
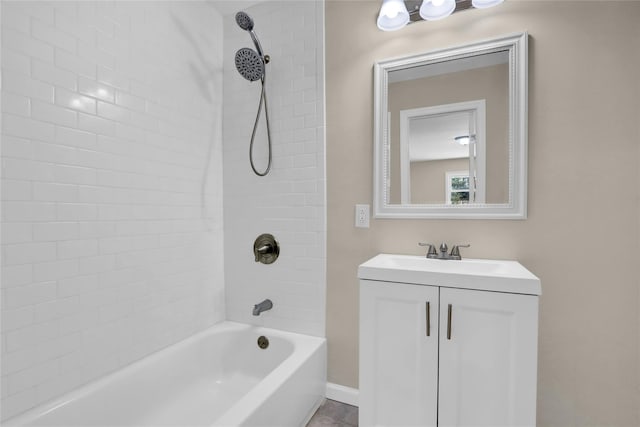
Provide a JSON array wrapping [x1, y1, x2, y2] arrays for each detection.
[[253, 234, 280, 264], [254, 244, 272, 262], [256, 244, 273, 255]]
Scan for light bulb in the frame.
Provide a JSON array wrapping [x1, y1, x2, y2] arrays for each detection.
[[472, 0, 504, 9], [419, 0, 456, 20], [377, 0, 410, 31]]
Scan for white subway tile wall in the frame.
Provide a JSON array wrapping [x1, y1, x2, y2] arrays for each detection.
[[223, 1, 326, 337], [1, 1, 225, 419]]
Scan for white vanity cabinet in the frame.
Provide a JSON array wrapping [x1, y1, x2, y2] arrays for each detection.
[[358, 254, 541, 427]]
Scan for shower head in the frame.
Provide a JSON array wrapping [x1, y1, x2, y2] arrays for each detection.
[[235, 11, 254, 31], [234, 10, 267, 80], [235, 47, 264, 82], [234, 10, 272, 176]]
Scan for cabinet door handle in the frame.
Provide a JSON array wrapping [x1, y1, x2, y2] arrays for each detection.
[[425, 302, 430, 337], [447, 304, 452, 340]]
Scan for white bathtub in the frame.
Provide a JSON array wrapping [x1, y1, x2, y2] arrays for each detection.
[[4, 322, 326, 427]]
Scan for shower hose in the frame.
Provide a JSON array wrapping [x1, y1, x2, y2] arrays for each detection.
[[249, 76, 272, 177]]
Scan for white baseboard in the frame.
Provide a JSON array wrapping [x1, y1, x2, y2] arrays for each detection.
[[325, 382, 359, 407]]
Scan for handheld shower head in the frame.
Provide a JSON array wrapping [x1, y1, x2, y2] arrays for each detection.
[[234, 11, 267, 81], [235, 11, 265, 59], [234, 10, 273, 176], [235, 11, 254, 31]]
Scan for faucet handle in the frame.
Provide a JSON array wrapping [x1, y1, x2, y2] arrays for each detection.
[[418, 242, 437, 258], [254, 234, 279, 264], [450, 244, 470, 260]]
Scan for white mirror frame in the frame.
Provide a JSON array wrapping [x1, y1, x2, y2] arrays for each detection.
[[373, 32, 528, 219]]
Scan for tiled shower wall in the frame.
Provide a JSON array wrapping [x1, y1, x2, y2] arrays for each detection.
[[0, 1, 224, 419], [223, 1, 326, 336]]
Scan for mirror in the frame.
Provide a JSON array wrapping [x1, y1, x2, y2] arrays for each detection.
[[374, 33, 528, 219]]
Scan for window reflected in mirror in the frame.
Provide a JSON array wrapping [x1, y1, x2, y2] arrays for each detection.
[[446, 172, 470, 205]]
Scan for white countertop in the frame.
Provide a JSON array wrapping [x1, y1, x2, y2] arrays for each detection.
[[358, 254, 541, 295]]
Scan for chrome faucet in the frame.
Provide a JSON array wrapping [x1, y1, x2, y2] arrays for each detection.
[[438, 242, 448, 258], [419, 242, 470, 260], [252, 299, 273, 316]]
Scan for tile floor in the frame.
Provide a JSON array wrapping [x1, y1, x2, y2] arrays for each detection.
[[306, 399, 358, 427]]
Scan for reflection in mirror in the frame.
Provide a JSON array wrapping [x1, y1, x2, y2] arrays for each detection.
[[373, 32, 528, 219], [389, 51, 508, 206], [398, 100, 487, 205]]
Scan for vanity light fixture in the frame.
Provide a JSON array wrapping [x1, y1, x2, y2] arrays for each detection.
[[377, 0, 504, 31]]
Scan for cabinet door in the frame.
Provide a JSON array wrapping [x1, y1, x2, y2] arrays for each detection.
[[359, 280, 439, 427], [438, 288, 538, 427]]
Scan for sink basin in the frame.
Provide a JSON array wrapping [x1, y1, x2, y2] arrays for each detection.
[[358, 254, 541, 295], [384, 256, 503, 275]]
